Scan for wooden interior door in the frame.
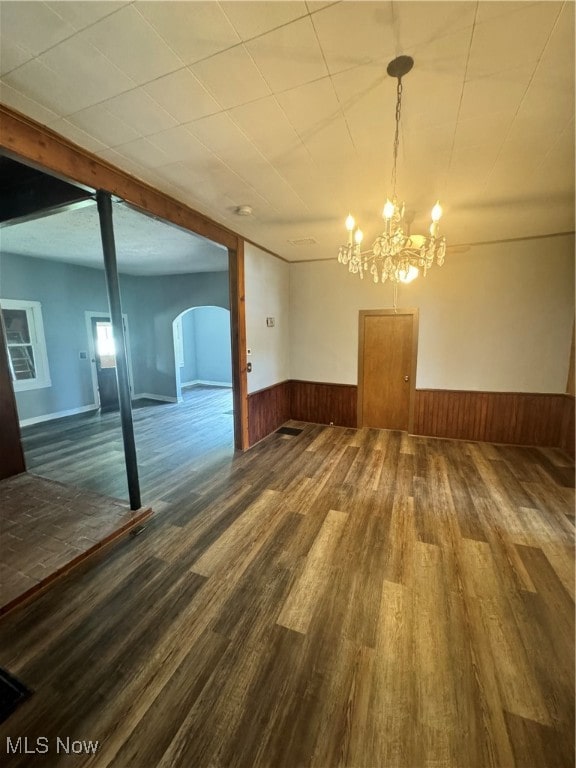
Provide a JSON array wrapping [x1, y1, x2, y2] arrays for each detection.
[[358, 309, 418, 431]]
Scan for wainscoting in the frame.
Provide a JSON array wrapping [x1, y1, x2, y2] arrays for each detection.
[[247, 381, 291, 446], [290, 380, 357, 428], [247, 380, 575, 457], [247, 380, 356, 445], [413, 390, 575, 456]]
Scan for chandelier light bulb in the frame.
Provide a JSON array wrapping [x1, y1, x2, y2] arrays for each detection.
[[431, 201, 442, 222], [345, 214, 355, 231], [354, 228, 364, 245], [398, 265, 419, 284], [383, 200, 395, 219]]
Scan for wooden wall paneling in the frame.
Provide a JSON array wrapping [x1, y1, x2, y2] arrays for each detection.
[[559, 396, 575, 458], [290, 380, 357, 428], [247, 381, 291, 446], [229, 241, 249, 451], [0, 313, 26, 478], [566, 322, 574, 396], [413, 389, 570, 450]]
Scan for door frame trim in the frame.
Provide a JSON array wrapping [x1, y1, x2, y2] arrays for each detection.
[[357, 308, 419, 433], [85, 311, 133, 407]]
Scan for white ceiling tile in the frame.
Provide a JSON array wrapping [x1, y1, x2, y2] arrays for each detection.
[[306, 1, 337, 11], [246, 16, 328, 93], [400, 68, 464, 130], [219, 1, 308, 40], [393, 1, 477, 52], [276, 77, 340, 135], [68, 104, 141, 147], [311, 1, 396, 75], [112, 138, 173, 169], [143, 69, 221, 123], [82, 5, 184, 86], [47, 118, 108, 152], [104, 90, 177, 137], [405, 28, 472, 86], [475, 1, 538, 25], [467, 2, 562, 80], [0, 1, 75, 56], [331, 64, 390, 155], [304, 117, 356, 163], [191, 45, 271, 109], [451, 113, 513, 152], [0, 38, 34, 75], [136, 1, 241, 65], [0, 81, 59, 125], [96, 147, 150, 179], [459, 66, 534, 121], [3, 58, 95, 115], [537, 124, 575, 196], [147, 126, 218, 166], [186, 112, 261, 164], [229, 96, 303, 161], [38, 35, 137, 110], [46, 1, 127, 30], [535, 1, 575, 79]]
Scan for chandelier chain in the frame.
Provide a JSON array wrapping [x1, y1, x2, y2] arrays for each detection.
[[391, 78, 403, 198]]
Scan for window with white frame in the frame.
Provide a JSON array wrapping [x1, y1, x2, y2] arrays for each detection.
[[1, 299, 51, 391]]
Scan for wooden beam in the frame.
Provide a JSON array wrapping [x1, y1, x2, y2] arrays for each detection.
[[0, 104, 238, 250], [229, 240, 249, 451]]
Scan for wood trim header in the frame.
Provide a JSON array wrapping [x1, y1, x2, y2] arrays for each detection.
[[0, 104, 238, 250]]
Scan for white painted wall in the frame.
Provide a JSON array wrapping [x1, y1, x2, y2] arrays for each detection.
[[245, 242, 290, 393], [289, 234, 575, 393]]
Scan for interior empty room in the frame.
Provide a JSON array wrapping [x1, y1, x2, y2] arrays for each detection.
[[0, 1, 574, 767]]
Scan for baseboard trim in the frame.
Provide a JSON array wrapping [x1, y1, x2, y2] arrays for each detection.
[[182, 380, 233, 388], [19, 404, 98, 427], [132, 393, 179, 403]]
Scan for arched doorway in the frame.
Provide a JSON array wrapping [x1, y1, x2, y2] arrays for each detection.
[[172, 305, 234, 455]]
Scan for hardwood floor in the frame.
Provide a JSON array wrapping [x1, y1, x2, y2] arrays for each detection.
[[0, 424, 573, 767], [20, 386, 235, 506]]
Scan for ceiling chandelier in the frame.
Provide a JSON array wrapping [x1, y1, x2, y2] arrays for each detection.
[[337, 55, 446, 284]]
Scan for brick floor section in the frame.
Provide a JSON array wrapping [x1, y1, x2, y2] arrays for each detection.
[[0, 473, 152, 614]]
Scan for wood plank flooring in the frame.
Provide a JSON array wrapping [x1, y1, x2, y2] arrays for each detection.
[[0, 424, 573, 767], [20, 386, 234, 506]]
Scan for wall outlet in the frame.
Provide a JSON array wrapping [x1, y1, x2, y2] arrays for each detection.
[[266, 317, 275, 327]]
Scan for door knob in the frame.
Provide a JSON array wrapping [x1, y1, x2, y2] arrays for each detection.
[[403, 375, 409, 382]]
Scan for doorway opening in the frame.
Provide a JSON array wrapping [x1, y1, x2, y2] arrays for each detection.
[[172, 305, 234, 458], [86, 313, 133, 411]]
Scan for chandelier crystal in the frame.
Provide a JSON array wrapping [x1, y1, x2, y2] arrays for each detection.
[[337, 55, 446, 284]]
